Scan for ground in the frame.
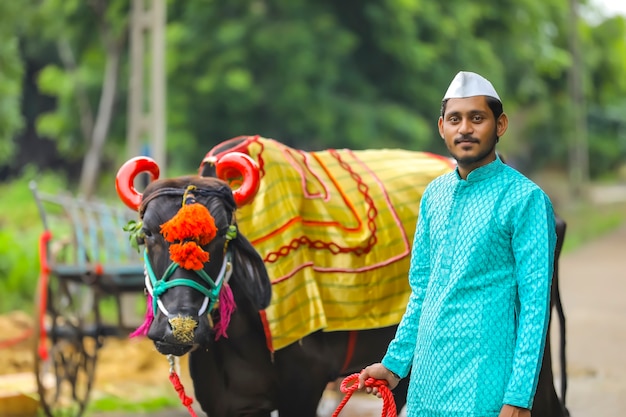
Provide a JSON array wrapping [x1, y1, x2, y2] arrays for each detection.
[[1, 221, 625, 417], [551, 221, 626, 416], [0, 312, 179, 415]]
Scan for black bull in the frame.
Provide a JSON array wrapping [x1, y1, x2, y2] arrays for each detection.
[[116, 143, 569, 417]]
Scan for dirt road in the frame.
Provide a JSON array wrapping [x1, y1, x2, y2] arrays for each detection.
[[551, 223, 626, 417]]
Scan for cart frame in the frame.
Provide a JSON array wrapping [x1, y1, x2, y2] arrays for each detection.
[[30, 181, 144, 417]]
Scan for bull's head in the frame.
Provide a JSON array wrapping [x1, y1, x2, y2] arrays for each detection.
[[115, 154, 270, 356]]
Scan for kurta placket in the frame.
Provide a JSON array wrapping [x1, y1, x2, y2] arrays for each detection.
[[438, 179, 468, 286]]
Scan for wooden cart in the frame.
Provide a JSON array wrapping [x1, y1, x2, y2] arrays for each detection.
[[30, 181, 144, 417]]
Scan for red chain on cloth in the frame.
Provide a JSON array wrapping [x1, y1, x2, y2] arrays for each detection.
[[332, 373, 397, 417], [169, 370, 199, 417]]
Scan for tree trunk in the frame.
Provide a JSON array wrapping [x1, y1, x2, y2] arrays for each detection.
[[79, 40, 122, 198]]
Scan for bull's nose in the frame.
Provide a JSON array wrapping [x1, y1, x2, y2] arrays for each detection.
[[154, 341, 192, 356], [168, 314, 199, 344]]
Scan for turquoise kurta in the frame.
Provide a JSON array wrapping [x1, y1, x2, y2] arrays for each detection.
[[382, 157, 556, 416]]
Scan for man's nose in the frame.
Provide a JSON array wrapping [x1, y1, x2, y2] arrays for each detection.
[[458, 119, 473, 135]]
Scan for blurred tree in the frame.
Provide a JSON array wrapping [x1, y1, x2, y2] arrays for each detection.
[[35, 0, 129, 198], [583, 15, 626, 177], [2, 0, 625, 193], [164, 0, 580, 169], [0, 1, 34, 167], [164, 0, 363, 172]]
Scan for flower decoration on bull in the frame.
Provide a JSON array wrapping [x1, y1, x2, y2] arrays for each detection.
[[160, 186, 218, 270]]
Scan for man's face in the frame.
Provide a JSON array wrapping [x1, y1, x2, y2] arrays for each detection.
[[438, 96, 507, 175]]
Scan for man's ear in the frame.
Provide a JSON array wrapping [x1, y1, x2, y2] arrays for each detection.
[[438, 116, 444, 139], [497, 113, 509, 137]]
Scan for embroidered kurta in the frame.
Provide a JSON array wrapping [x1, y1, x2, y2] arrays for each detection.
[[382, 157, 556, 416]]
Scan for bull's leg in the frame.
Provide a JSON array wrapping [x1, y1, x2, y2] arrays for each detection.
[[276, 376, 328, 417], [188, 348, 276, 417], [273, 339, 335, 417], [274, 366, 329, 417]]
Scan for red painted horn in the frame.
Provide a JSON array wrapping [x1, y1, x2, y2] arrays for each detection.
[[115, 156, 160, 210], [215, 152, 260, 207]]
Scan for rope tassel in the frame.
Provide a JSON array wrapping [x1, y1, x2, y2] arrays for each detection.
[[129, 292, 154, 338], [169, 365, 198, 417], [214, 283, 236, 340]]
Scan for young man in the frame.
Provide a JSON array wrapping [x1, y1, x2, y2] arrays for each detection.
[[358, 71, 557, 417]]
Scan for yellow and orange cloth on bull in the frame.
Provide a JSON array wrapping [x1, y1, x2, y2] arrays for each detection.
[[218, 136, 453, 351]]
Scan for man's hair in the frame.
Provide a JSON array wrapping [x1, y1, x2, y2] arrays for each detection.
[[440, 97, 503, 120]]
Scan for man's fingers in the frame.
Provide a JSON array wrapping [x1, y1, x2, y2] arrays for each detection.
[[357, 369, 367, 389]]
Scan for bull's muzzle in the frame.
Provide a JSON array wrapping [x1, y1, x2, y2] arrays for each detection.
[[168, 314, 198, 344]]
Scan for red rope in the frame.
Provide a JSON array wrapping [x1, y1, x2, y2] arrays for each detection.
[[169, 370, 198, 417], [332, 373, 397, 417]]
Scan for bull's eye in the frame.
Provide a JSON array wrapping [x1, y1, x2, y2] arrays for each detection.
[[138, 228, 155, 247]]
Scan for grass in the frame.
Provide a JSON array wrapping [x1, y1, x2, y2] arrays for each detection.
[[557, 200, 626, 254], [532, 170, 626, 254], [86, 395, 181, 414]]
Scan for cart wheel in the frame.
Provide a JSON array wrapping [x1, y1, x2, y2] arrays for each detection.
[[34, 275, 101, 417]]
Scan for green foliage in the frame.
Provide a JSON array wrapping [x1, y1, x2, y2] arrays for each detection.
[[0, 168, 69, 314], [0, 1, 34, 164], [87, 394, 179, 413], [560, 200, 626, 254], [0, 228, 38, 313], [27, 0, 131, 165], [123, 220, 145, 253], [35, 64, 77, 151], [585, 16, 626, 105], [1, 170, 84, 315], [3, 0, 626, 185]]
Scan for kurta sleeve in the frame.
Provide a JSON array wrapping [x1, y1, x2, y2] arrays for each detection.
[[503, 189, 557, 408], [382, 187, 432, 378]]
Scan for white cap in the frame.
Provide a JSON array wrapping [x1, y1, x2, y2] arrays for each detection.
[[443, 71, 501, 102]]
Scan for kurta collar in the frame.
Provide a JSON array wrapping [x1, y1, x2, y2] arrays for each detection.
[[454, 155, 505, 183]]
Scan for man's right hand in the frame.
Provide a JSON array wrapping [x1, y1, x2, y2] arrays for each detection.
[[357, 363, 401, 397]]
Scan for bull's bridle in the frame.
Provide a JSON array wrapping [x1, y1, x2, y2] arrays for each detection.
[[143, 244, 234, 318], [139, 186, 238, 319]]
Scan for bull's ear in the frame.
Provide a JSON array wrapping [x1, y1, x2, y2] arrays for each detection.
[[198, 155, 217, 177], [231, 234, 272, 309]]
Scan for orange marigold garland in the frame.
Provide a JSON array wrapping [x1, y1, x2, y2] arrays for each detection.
[[160, 202, 218, 270]]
